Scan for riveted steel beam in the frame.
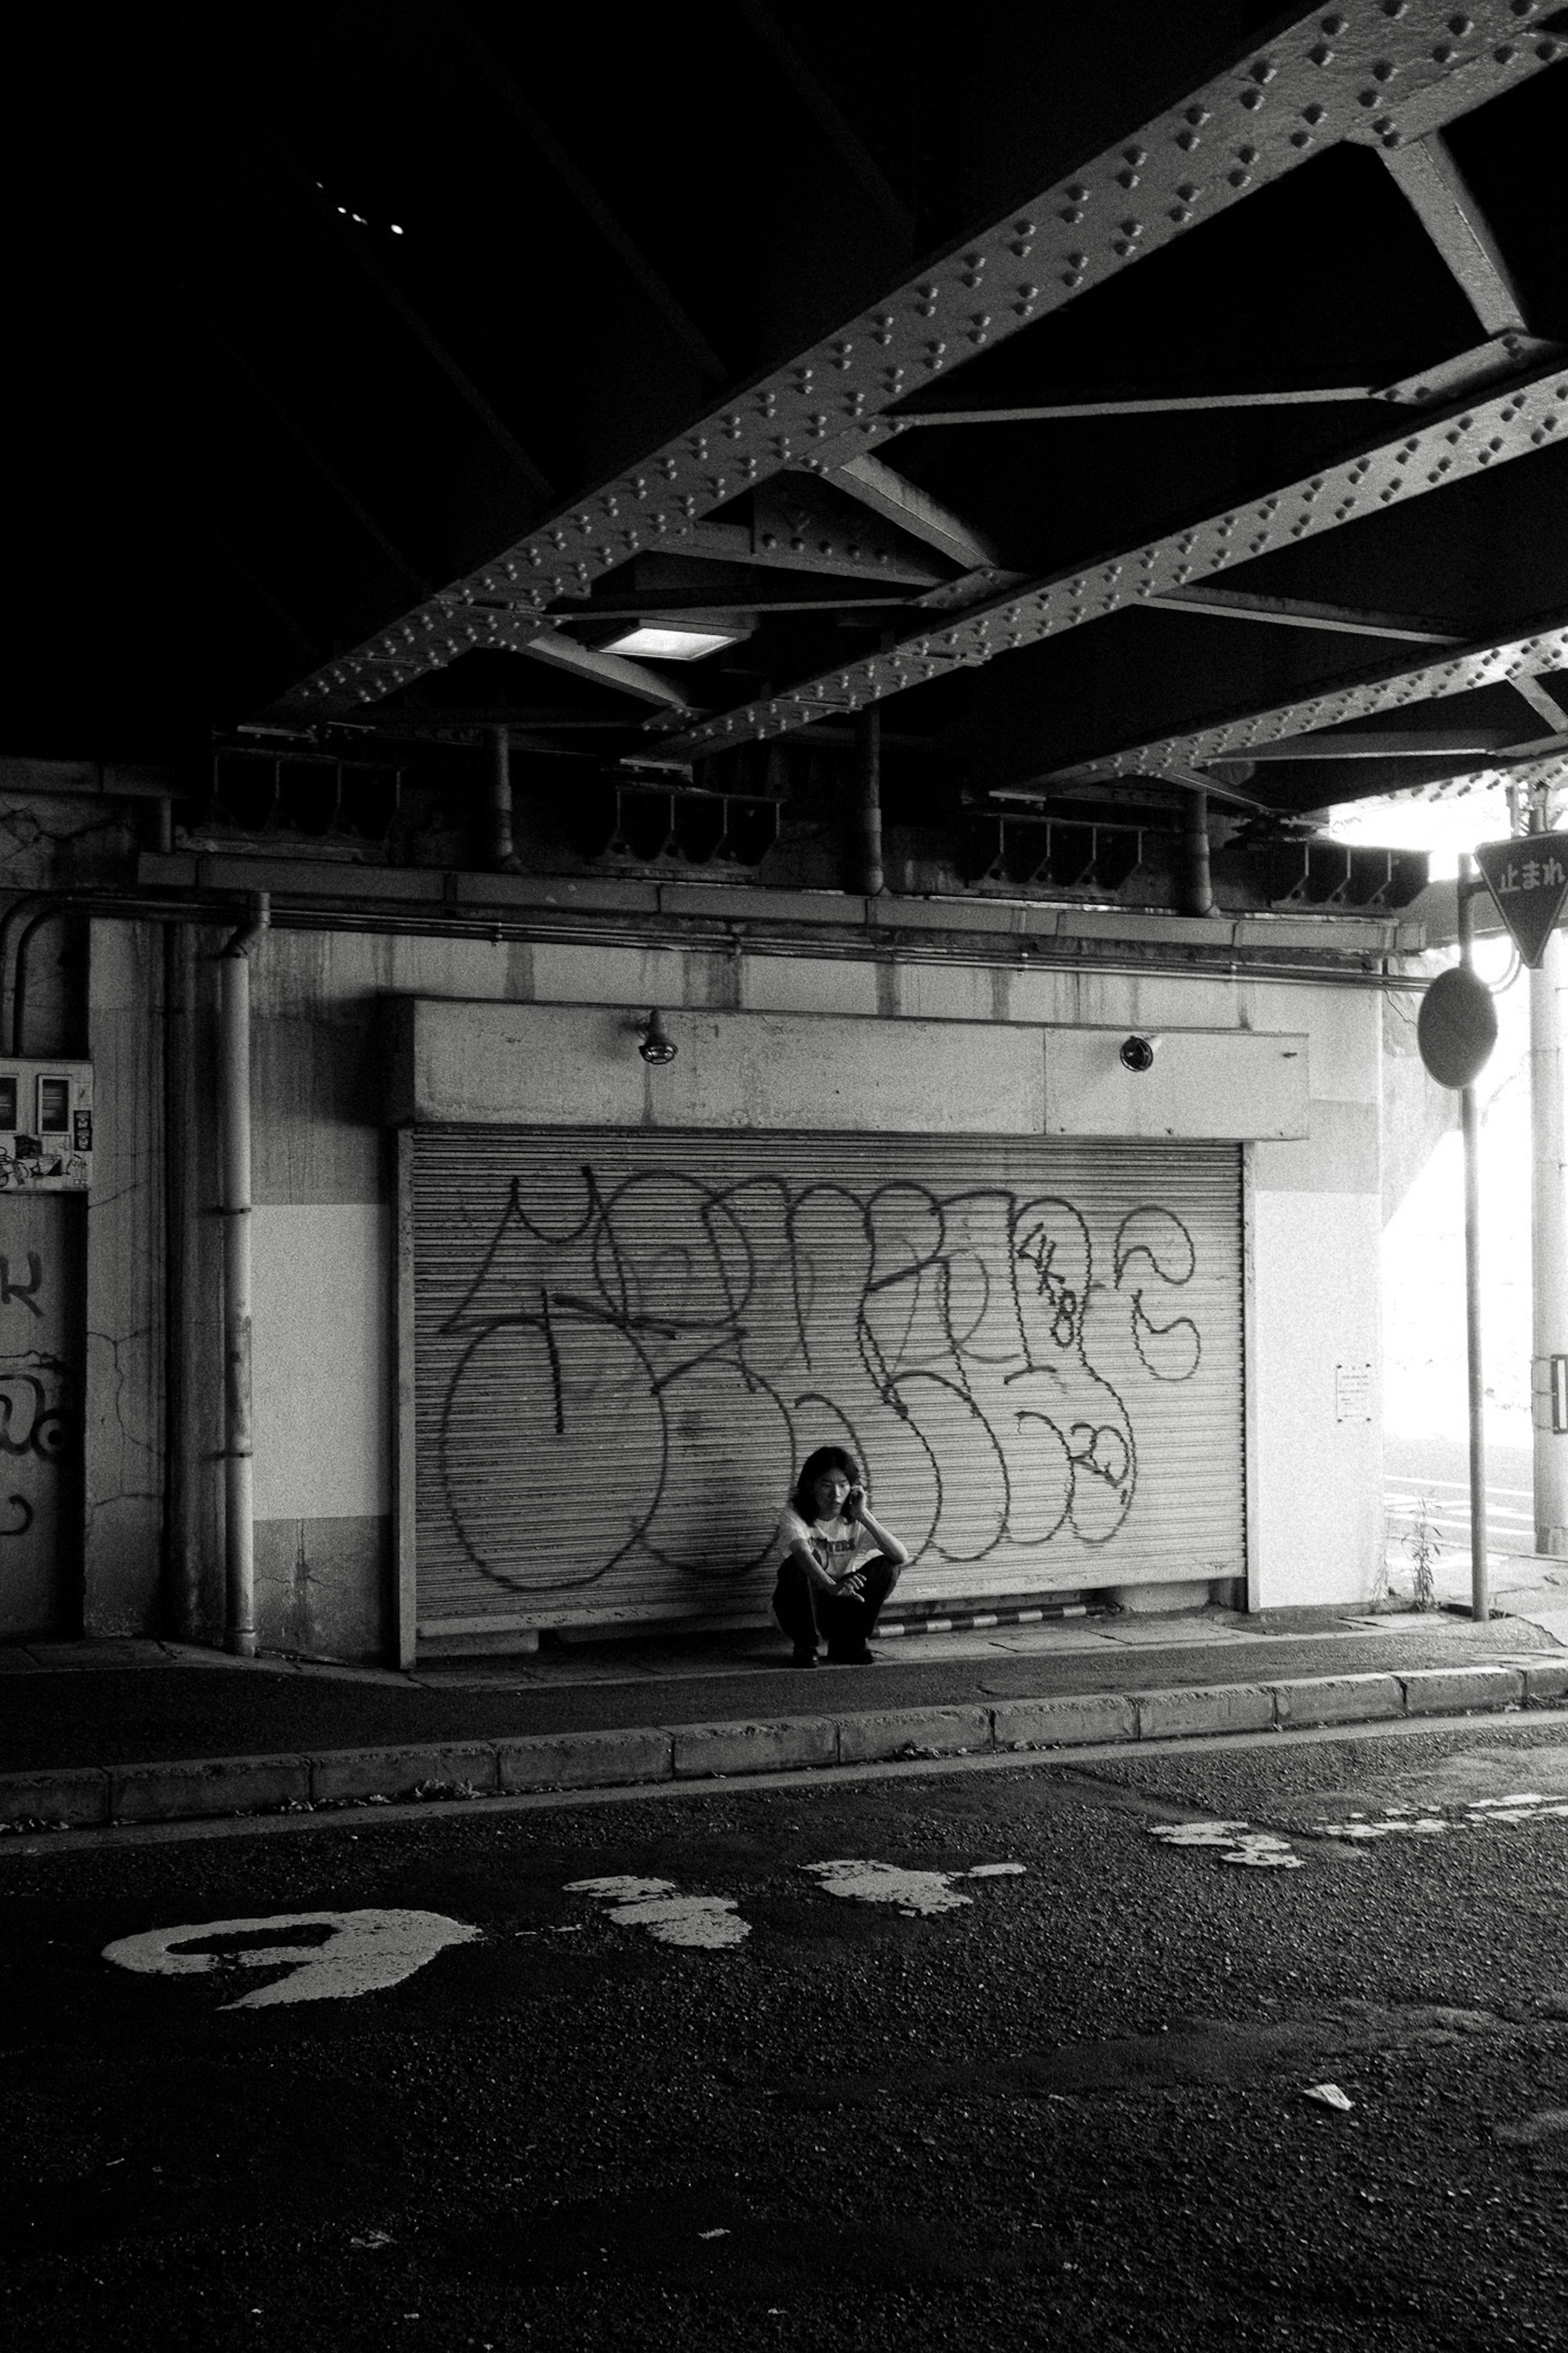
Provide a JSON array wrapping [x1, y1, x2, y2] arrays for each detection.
[[1514, 675, 1568, 730], [831, 453, 1002, 569], [655, 354, 1568, 761], [1152, 584, 1467, 641], [1029, 607, 1568, 791], [261, 1, 1568, 724], [511, 633, 695, 711], [1379, 128, 1528, 333]]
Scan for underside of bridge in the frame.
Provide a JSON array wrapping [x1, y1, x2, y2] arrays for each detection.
[[11, 1, 1568, 910]]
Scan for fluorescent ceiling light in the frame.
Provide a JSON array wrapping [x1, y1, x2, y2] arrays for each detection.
[[602, 623, 742, 661]]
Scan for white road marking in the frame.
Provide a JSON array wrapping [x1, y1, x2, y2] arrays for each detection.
[[565, 1874, 749, 1949], [1148, 1820, 1305, 1869], [102, 1908, 479, 2007], [800, 1858, 1027, 1916]]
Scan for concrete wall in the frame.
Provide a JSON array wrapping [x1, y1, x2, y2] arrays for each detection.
[[227, 933, 1383, 1653], [1248, 982, 1383, 1609], [82, 921, 165, 1633]]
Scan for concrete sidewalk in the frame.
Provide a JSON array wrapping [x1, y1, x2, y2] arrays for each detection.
[[6, 1588, 1568, 1835]]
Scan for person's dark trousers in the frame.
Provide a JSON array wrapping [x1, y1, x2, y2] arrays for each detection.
[[772, 1553, 901, 1662]]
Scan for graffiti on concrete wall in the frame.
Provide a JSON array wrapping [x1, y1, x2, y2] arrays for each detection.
[[0, 1218, 82, 1635], [423, 1163, 1209, 1597]]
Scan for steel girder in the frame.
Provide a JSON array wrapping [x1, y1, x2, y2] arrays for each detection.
[[1031, 607, 1568, 790], [655, 355, 1568, 758], [260, 1, 1566, 725]]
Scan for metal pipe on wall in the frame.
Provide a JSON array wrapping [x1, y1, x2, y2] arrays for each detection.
[[10, 901, 68, 1055], [486, 727, 519, 872], [853, 703, 883, 897], [1182, 789, 1214, 917], [218, 893, 269, 1657]]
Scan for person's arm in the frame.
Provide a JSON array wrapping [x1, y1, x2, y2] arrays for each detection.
[[781, 1510, 840, 1595], [846, 1490, 909, 1569]]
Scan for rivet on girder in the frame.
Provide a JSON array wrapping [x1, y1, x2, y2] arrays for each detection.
[[1176, 129, 1202, 152], [1239, 89, 1264, 109], [1309, 43, 1334, 65], [1184, 105, 1210, 126], [1494, 42, 1517, 63]]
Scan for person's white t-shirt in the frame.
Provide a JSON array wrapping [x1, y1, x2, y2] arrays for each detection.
[[775, 1505, 875, 1583]]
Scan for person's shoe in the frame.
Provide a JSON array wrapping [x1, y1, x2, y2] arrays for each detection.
[[791, 1646, 819, 1669]]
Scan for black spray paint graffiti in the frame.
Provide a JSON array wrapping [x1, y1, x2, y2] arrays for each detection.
[[0, 1356, 78, 1537], [426, 1169, 1204, 1595], [0, 1253, 43, 1320]]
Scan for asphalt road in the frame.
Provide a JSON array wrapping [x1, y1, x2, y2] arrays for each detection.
[[1385, 1432, 1535, 1560], [8, 1724, 1568, 2352]]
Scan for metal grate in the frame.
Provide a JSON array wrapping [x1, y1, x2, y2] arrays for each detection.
[[410, 1129, 1245, 1635]]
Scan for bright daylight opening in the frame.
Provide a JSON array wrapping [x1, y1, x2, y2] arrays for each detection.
[[1326, 777, 1538, 1596]]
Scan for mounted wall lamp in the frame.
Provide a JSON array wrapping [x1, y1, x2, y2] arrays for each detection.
[[638, 1008, 678, 1065]]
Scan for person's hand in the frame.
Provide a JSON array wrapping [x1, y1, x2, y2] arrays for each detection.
[[840, 1573, 864, 1599], [845, 1485, 866, 1521]]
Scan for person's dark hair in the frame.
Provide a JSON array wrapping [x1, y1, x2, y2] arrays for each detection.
[[791, 1444, 862, 1523]]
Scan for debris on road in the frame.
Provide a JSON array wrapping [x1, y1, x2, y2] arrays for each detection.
[[1303, 2083, 1354, 2112]]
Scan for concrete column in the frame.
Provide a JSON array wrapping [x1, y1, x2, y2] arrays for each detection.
[[1531, 925, 1568, 1552]]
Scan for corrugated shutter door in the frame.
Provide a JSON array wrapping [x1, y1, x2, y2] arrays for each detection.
[[410, 1128, 1245, 1635]]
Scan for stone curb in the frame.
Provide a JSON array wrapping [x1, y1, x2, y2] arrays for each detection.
[[0, 1668, 1549, 1830]]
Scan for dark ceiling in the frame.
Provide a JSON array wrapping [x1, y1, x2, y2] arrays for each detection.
[[11, 0, 1568, 878]]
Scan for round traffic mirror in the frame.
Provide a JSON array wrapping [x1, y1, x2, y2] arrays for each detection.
[[1417, 965, 1498, 1090]]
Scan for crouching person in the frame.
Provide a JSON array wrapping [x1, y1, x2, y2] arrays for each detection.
[[772, 1445, 908, 1668]]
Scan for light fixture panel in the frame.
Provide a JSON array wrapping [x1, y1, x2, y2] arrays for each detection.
[[603, 624, 742, 662]]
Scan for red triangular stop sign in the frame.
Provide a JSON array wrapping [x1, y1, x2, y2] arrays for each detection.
[[1474, 833, 1568, 968]]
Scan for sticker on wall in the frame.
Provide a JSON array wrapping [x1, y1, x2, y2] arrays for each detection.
[[102, 1908, 480, 2007]]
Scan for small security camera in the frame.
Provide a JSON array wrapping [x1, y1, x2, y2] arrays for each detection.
[[1119, 1034, 1158, 1074], [637, 1008, 678, 1066]]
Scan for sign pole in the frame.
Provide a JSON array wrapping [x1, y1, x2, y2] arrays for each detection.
[[1458, 855, 1489, 1622]]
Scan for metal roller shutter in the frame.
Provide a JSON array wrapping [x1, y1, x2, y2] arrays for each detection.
[[409, 1127, 1245, 1637]]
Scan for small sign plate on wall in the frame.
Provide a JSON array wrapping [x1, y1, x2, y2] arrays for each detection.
[[1335, 1361, 1372, 1424]]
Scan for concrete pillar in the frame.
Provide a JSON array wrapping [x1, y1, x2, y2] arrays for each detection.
[[1531, 926, 1568, 1552]]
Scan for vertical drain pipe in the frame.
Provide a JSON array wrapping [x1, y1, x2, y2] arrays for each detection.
[[219, 894, 269, 1657], [1182, 787, 1213, 917], [487, 726, 519, 872], [853, 703, 884, 898]]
